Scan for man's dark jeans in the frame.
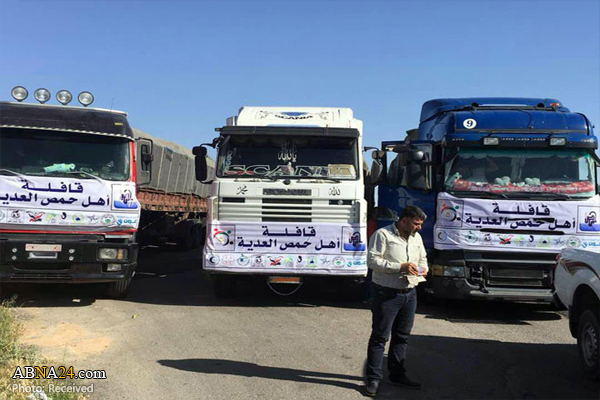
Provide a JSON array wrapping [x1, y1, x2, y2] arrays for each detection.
[[366, 283, 417, 382]]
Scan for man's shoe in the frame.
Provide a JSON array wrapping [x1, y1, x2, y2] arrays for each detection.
[[389, 374, 421, 389], [365, 380, 380, 397]]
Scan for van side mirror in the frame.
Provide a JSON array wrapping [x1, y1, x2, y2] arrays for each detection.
[[193, 146, 208, 182]]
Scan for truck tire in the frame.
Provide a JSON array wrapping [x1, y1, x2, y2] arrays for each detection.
[[105, 278, 132, 299], [214, 275, 236, 298], [195, 224, 206, 247], [340, 277, 364, 301], [177, 221, 197, 250], [417, 285, 441, 306], [577, 309, 600, 380]]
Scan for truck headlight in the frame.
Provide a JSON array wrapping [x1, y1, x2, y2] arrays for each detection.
[[106, 264, 123, 272], [34, 88, 51, 104], [11, 86, 28, 102], [56, 90, 73, 105], [432, 265, 465, 277], [78, 91, 94, 107], [98, 248, 128, 260]]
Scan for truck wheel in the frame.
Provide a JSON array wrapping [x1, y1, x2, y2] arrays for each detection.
[[195, 224, 206, 247], [177, 222, 197, 250], [105, 278, 132, 299], [417, 285, 441, 306], [577, 309, 600, 380], [340, 278, 364, 301], [214, 275, 236, 298]]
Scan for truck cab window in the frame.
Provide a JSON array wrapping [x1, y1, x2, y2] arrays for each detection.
[[0, 128, 130, 181]]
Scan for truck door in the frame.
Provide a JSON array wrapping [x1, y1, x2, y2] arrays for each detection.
[[377, 141, 436, 249]]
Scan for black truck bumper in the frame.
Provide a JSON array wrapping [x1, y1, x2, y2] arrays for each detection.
[[426, 250, 556, 302], [425, 276, 554, 302], [0, 233, 138, 284]]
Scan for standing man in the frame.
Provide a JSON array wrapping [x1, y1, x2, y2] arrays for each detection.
[[364, 206, 428, 397]]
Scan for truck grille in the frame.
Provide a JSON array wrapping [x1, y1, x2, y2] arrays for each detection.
[[486, 267, 546, 287], [14, 262, 68, 271], [11, 273, 72, 280], [218, 197, 356, 223], [465, 251, 555, 289]]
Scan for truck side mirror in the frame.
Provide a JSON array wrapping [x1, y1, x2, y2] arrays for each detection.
[[136, 138, 154, 186], [193, 146, 208, 182], [409, 149, 424, 162], [406, 163, 428, 190], [370, 159, 383, 185], [371, 150, 386, 160]]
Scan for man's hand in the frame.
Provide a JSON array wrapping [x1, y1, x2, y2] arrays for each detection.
[[400, 262, 420, 276]]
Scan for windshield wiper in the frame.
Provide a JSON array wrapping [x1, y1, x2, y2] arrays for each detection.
[[260, 174, 342, 183], [508, 192, 573, 200], [448, 190, 507, 199], [63, 170, 103, 182], [260, 175, 278, 181], [0, 168, 29, 179], [293, 176, 341, 183]]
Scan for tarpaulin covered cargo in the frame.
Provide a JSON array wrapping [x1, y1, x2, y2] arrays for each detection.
[[133, 128, 214, 198]]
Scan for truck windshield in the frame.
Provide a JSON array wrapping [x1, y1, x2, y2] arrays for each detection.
[[0, 128, 130, 181], [216, 135, 359, 180], [444, 149, 596, 198]]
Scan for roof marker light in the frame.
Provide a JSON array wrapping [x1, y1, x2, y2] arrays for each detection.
[[56, 90, 73, 105], [11, 86, 28, 102], [78, 91, 94, 107], [34, 88, 51, 104], [550, 137, 566, 146]]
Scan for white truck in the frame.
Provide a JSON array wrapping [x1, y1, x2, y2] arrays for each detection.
[[554, 248, 600, 380], [193, 107, 368, 297]]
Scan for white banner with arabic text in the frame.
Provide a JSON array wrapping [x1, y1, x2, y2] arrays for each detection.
[[204, 222, 367, 274], [434, 193, 600, 253], [0, 176, 141, 231]]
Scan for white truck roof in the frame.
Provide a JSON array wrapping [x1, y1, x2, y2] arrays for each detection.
[[226, 106, 362, 132]]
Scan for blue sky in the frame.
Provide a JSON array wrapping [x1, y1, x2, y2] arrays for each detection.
[[1, 0, 599, 153]]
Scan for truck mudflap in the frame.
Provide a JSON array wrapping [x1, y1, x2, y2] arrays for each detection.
[[0, 236, 138, 283], [425, 276, 554, 302]]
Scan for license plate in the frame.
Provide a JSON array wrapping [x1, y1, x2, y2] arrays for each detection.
[[268, 276, 302, 285], [25, 244, 62, 252]]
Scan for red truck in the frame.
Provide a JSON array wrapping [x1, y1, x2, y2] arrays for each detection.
[[0, 87, 211, 297]]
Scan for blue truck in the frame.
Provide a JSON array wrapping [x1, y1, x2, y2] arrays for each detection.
[[371, 98, 600, 302]]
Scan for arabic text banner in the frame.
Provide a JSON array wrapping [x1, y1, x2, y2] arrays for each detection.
[[207, 222, 367, 254], [435, 193, 600, 252], [204, 222, 367, 274], [0, 176, 140, 229]]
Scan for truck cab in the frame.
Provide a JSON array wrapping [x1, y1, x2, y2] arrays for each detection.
[[373, 98, 600, 302], [194, 107, 368, 297], [0, 88, 146, 297]]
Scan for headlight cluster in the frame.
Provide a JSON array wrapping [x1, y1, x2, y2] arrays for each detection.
[[432, 265, 465, 278], [11, 86, 94, 106], [98, 248, 128, 261]]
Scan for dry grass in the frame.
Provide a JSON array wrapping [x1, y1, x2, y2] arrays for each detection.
[[0, 298, 88, 400]]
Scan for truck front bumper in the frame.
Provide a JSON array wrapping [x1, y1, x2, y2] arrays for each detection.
[[0, 235, 138, 284], [425, 276, 554, 302]]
